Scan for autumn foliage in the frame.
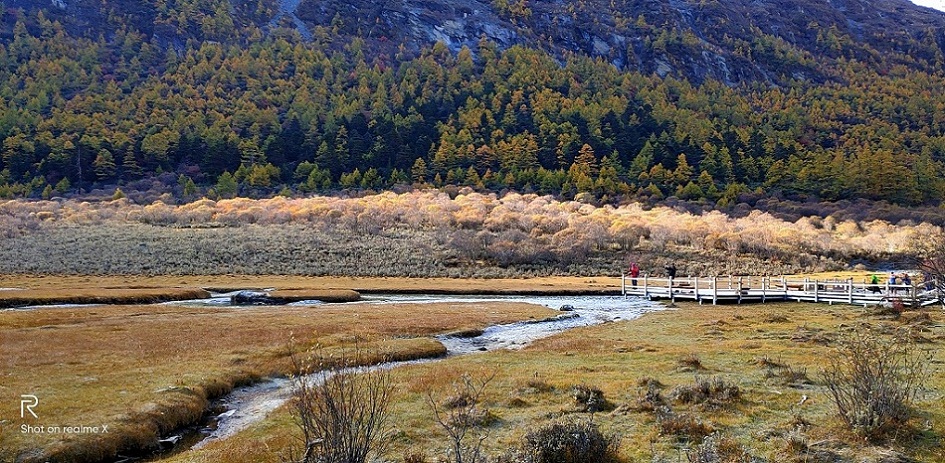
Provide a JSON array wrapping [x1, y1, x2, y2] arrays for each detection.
[[0, 191, 932, 276]]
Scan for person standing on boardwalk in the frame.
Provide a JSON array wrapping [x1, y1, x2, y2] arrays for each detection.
[[629, 262, 640, 287], [888, 272, 898, 293], [665, 263, 677, 280], [867, 274, 881, 294]]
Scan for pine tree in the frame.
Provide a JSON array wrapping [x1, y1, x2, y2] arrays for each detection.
[[411, 158, 428, 184], [93, 149, 117, 180], [216, 171, 238, 198]]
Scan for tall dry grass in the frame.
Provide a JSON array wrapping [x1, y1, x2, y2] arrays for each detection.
[[0, 191, 930, 276]]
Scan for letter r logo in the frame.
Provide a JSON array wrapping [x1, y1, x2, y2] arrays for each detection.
[[20, 395, 38, 418]]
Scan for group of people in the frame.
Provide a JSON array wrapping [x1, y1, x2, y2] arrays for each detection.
[[868, 272, 926, 294]]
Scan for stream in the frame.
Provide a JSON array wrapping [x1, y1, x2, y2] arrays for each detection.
[[131, 293, 662, 461]]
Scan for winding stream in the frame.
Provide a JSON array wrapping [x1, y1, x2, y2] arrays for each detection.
[[134, 293, 662, 460]]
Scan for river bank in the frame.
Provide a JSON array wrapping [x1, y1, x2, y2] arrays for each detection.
[[0, 296, 559, 463], [164, 299, 945, 463]]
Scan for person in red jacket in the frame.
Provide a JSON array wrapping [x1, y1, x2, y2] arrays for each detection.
[[629, 261, 640, 286]]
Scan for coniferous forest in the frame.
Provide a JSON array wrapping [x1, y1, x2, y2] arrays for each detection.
[[0, 7, 944, 207]]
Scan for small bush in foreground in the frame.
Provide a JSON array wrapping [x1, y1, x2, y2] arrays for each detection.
[[572, 385, 610, 412], [657, 409, 715, 441], [496, 419, 619, 463], [686, 433, 753, 463], [283, 351, 393, 463], [822, 327, 930, 442], [670, 377, 740, 408], [427, 371, 496, 463]]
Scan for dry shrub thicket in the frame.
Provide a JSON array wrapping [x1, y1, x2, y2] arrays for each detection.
[[496, 419, 620, 463], [426, 372, 497, 463], [284, 351, 394, 463], [0, 191, 931, 276], [822, 327, 931, 442]]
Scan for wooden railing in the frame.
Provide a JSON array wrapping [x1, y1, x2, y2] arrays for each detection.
[[619, 274, 939, 306]]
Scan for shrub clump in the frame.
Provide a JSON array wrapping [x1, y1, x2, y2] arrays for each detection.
[[687, 433, 754, 463], [656, 409, 715, 441], [572, 385, 610, 412], [677, 353, 704, 371], [497, 419, 619, 463], [822, 327, 930, 441], [670, 377, 740, 408]]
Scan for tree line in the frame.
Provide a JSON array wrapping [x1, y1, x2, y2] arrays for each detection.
[[1, 11, 944, 206]]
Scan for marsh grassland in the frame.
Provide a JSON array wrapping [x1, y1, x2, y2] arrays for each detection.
[[162, 301, 945, 463], [0, 298, 556, 462], [6, 286, 942, 463]]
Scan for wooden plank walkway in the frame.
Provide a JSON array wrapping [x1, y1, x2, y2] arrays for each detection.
[[620, 274, 942, 307]]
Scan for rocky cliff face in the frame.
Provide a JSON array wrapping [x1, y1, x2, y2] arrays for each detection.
[[2, 0, 944, 84]]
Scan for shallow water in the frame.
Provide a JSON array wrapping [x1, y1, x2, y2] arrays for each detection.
[[364, 294, 659, 354], [181, 294, 662, 452]]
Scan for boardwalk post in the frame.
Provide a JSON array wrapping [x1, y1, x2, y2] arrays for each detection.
[[847, 278, 853, 304], [737, 277, 743, 304], [728, 275, 733, 289], [669, 276, 675, 303], [643, 274, 649, 299], [695, 276, 700, 305], [911, 282, 917, 306], [762, 276, 767, 303], [814, 279, 819, 303], [712, 277, 718, 305], [621, 272, 626, 297]]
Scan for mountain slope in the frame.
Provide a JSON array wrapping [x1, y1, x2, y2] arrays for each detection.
[[0, 0, 944, 210], [2, 0, 944, 85]]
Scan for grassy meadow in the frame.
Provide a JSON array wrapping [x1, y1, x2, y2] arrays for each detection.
[[159, 301, 945, 463], [0, 298, 556, 462]]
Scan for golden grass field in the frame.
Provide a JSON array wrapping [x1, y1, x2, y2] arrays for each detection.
[[0, 295, 556, 463], [0, 274, 627, 294], [3, 274, 943, 463], [165, 300, 945, 463]]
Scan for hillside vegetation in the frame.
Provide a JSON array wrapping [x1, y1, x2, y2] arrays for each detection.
[[0, 8, 944, 207]]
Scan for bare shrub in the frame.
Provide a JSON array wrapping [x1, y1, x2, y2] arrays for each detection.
[[572, 385, 610, 412], [686, 433, 753, 463], [657, 409, 714, 440], [496, 419, 619, 463], [631, 383, 665, 413], [427, 371, 496, 463], [821, 327, 930, 441], [677, 353, 704, 371], [670, 377, 740, 408], [283, 351, 394, 463]]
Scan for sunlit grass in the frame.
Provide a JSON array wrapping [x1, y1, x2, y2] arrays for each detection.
[[167, 301, 945, 463], [1, 300, 556, 462]]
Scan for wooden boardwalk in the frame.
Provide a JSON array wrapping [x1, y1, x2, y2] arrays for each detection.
[[620, 274, 942, 307]]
